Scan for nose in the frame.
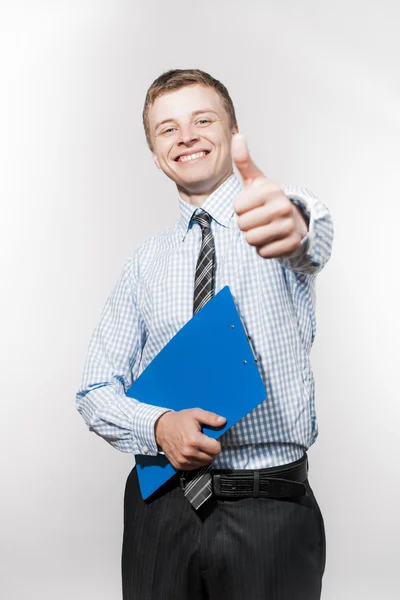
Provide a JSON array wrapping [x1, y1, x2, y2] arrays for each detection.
[[178, 124, 199, 146]]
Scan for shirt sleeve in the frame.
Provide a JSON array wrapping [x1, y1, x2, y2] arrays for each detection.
[[75, 252, 171, 456], [276, 185, 334, 275]]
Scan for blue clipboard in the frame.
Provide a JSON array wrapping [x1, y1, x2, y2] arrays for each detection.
[[126, 286, 267, 500]]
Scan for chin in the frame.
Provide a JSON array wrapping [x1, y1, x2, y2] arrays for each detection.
[[179, 173, 218, 190]]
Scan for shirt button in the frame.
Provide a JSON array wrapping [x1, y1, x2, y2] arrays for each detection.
[[142, 445, 149, 454]]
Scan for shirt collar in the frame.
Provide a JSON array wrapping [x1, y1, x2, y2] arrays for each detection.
[[178, 172, 242, 241]]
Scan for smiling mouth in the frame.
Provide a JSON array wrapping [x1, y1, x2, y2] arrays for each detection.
[[175, 150, 211, 163]]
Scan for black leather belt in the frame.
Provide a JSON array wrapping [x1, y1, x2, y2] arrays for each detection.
[[210, 454, 308, 499]]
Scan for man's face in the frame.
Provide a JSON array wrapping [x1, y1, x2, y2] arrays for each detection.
[[148, 84, 237, 196]]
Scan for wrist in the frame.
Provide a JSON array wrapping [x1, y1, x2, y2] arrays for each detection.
[[154, 410, 173, 449], [290, 198, 310, 234], [292, 203, 309, 239]]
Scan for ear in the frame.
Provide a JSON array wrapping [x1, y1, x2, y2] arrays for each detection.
[[233, 123, 239, 135], [151, 152, 161, 169]]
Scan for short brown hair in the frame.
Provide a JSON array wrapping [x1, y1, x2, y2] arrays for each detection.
[[142, 69, 238, 150]]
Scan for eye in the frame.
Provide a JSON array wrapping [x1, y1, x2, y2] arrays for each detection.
[[196, 119, 212, 126], [162, 127, 177, 135]]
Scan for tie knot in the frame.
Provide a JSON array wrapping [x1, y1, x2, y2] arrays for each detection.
[[192, 211, 211, 231]]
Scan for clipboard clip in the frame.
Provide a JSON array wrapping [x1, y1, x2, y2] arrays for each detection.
[[236, 314, 258, 363]]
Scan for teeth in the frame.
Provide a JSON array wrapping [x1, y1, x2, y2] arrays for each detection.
[[178, 151, 207, 162]]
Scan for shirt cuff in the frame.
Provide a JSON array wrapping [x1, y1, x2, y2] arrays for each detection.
[[289, 195, 314, 254], [131, 402, 173, 456]]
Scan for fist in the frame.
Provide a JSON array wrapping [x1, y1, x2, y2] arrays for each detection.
[[232, 134, 308, 259], [154, 408, 226, 471]]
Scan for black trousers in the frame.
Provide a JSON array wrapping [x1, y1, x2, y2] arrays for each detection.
[[122, 466, 326, 600]]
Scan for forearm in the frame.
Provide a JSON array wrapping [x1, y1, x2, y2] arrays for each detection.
[[76, 381, 171, 455], [76, 253, 170, 456]]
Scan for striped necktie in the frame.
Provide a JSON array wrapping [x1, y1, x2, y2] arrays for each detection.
[[182, 210, 215, 509]]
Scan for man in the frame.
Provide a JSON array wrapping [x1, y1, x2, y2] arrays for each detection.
[[76, 69, 333, 599]]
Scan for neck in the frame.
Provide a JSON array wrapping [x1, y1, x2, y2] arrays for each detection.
[[177, 168, 234, 207]]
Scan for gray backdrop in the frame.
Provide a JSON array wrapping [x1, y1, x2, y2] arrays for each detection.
[[1, 1, 399, 598]]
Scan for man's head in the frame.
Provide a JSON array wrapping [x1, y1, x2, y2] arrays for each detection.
[[143, 69, 239, 199]]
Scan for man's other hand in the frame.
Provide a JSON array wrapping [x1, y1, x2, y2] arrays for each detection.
[[154, 408, 226, 470]]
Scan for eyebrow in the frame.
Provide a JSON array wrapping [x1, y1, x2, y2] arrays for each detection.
[[154, 109, 219, 132]]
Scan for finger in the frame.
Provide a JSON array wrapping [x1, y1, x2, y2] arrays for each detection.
[[231, 134, 265, 185], [237, 204, 272, 232], [237, 196, 293, 232], [256, 233, 302, 259], [177, 440, 220, 469], [169, 451, 216, 471], [244, 219, 295, 247], [233, 183, 283, 217], [191, 408, 226, 428], [179, 454, 217, 470], [196, 432, 222, 456]]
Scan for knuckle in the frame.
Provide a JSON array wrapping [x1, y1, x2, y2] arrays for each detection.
[[262, 203, 273, 219], [289, 230, 301, 250], [283, 218, 295, 236], [210, 438, 221, 450], [187, 434, 199, 447], [258, 181, 269, 195], [181, 445, 193, 459], [283, 235, 301, 256], [291, 232, 302, 247], [275, 203, 291, 219], [245, 230, 255, 245], [283, 197, 293, 212], [237, 216, 247, 231], [262, 180, 278, 193], [172, 456, 186, 469]]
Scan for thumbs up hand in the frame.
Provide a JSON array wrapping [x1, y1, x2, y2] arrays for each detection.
[[232, 134, 308, 259]]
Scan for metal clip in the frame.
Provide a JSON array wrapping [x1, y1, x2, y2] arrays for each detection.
[[237, 314, 258, 363]]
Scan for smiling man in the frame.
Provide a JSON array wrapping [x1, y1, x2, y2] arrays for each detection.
[[77, 69, 333, 600], [149, 84, 235, 202]]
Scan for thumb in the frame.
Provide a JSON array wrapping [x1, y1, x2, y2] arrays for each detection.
[[191, 408, 226, 428], [232, 133, 265, 185]]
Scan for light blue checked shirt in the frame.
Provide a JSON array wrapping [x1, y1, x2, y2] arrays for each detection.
[[76, 173, 333, 469]]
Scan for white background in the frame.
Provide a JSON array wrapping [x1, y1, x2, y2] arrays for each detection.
[[1, 1, 399, 598]]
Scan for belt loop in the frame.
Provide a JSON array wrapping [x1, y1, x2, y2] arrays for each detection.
[[253, 471, 260, 498], [213, 473, 221, 495]]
